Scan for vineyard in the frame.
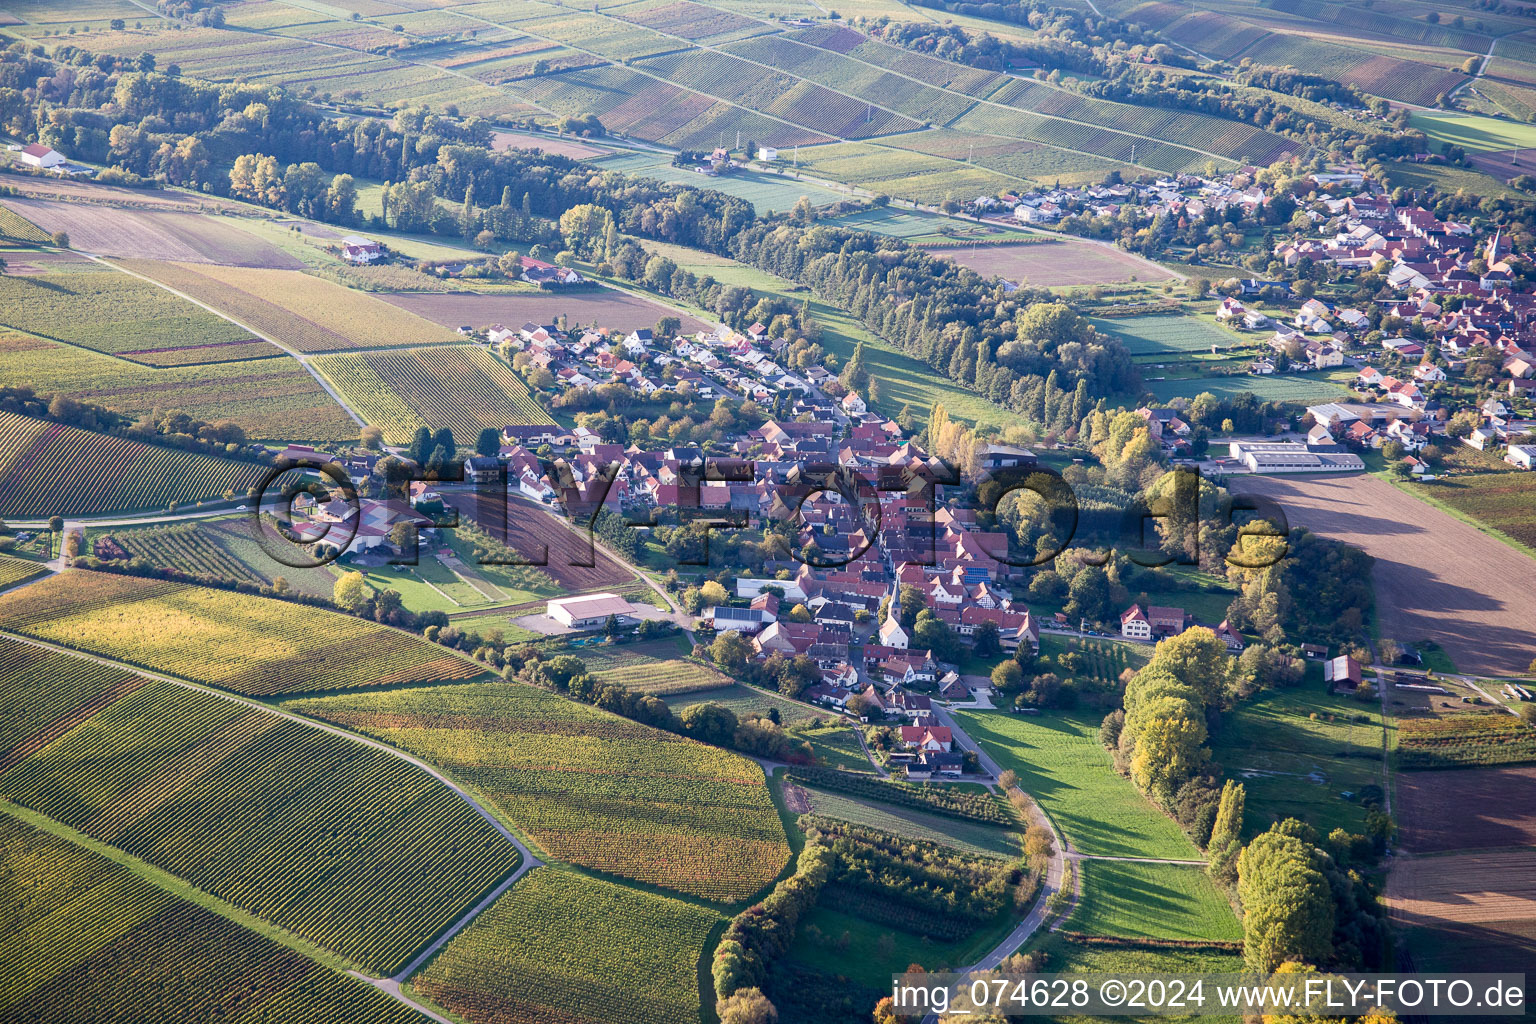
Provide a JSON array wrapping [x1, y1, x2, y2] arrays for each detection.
[[0, 638, 147, 769], [0, 206, 49, 244], [0, 332, 359, 445], [99, 521, 265, 584], [1398, 714, 1536, 769], [0, 660, 521, 974], [0, 553, 48, 590], [784, 766, 1015, 825], [312, 345, 551, 446], [0, 571, 491, 696], [0, 270, 267, 367], [0, 815, 434, 1023], [0, 408, 266, 517], [413, 867, 717, 1024], [286, 680, 791, 901], [117, 261, 462, 353], [580, 639, 732, 696]]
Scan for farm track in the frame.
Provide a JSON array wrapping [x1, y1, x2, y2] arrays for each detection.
[[98, 255, 368, 431], [0, 621, 544, 1020], [283, 0, 1250, 175]]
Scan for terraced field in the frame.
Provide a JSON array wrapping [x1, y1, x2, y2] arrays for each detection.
[[0, 638, 520, 975], [312, 345, 551, 445], [0, 571, 491, 696], [0, 814, 433, 1023], [0, 409, 266, 517], [118, 261, 462, 353], [956, 709, 1200, 859], [0, 270, 270, 367], [287, 680, 790, 901], [0, 332, 359, 445], [413, 867, 718, 1024]]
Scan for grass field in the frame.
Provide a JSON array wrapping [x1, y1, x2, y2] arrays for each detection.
[[286, 680, 790, 902], [1027, 933, 1245, 1022], [0, 570, 490, 696], [1212, 682, 1389, 837], [1143, 371, 1349, 405], [0, 813, 434, 1024], [0, 408, 266, 517], [0, 270, 269, 366], [0, 639, 520, 975], [1409, 111, 1536, 153], [0, 332, 359, 445], [1091, 314, 1236, 355], [799, 785, 1021, 859], [312, 345, 551, 445], [1066, 861, 1240, 942], [956, 710, 1200, 859], [118, 260, 462, 353], [590, 149, 849, 212], [934, 239, 1176, 289], [579, 637, 732, 695], [412, 867, 718, 1024]]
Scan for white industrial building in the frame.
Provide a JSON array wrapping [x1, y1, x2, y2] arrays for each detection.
[[1228, 440, 1363, 474], [546, 593, 634, 629]]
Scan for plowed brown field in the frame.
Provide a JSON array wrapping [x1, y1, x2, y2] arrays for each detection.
[[1231, 473, 1536, 676]]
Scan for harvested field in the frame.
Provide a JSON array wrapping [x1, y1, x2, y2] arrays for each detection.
[[459, 492, 638, 594], [1397, 765, 1536, 854], [382, 288, 707, 335], [0, 199, 301, 268], [926, 238, 1175, 288], [1389, 763, 1536, 988], [0, 174, 247, 210], [491, 130, 612, 158], [1387, 850, 1536, 978], [1231, 473, 1536, 676], [120, 260, 461, 353]]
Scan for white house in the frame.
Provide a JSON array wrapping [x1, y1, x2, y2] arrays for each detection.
[[841, 393, 867, 416], [1120, 604, 1152, 640], [19, 143, 64, 170], [1506, 444, 1536, 469], [547, 593, 633, 629], [341, 235, 381, 264]]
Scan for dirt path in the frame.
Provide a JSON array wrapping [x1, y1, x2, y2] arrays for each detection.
[[0, 629, 542, 1019], [97, 255, 367, 430], [1231, 473, 1536, 676]]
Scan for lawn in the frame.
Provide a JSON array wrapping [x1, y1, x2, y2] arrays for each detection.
[[1091, 314, 1237, 355], [800, 785, 1022, 859], [590, 150, 849, 212], [1065, 861, 1241, 942], [1026, 934, 1245, 1024], [1409, 110, 1536, 153], [785, 903, 1017, 990], [955, 709, 1200, 859], [1143, 372, 1350, 405], [1211, 681, 1389, 838]]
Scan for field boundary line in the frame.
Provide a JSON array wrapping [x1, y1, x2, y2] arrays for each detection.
[[93, 255, 368, 430], [0, 630, 544, 948], [0, 799, 373, 973]]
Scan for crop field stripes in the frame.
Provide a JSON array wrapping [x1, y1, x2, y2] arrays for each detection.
[[0, 809, 437, 1024], [0, 633, 536, 975]]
